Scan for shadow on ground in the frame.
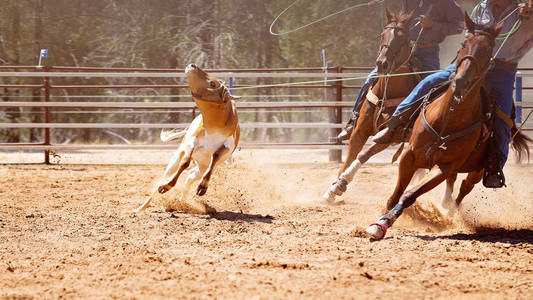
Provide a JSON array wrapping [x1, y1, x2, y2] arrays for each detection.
[[209, 211, 274, 224], [416, 229, 533, 245]]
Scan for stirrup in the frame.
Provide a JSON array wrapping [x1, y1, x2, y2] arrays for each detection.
[[483, 169, 506, 188]]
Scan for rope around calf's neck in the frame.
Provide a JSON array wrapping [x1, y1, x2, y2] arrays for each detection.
[[230, 68, 455, 91]]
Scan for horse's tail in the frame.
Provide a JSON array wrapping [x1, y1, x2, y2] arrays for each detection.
[[511, 123, 532, 162]]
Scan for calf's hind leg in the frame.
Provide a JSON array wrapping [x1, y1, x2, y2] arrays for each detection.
[[134, 147, 193, 212], [158, 145, 194, 194]]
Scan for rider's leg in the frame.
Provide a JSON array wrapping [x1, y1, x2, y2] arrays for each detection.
[[482, 65, 516, 188], [337, 68, 378, 141], [372, 64, 454, 144]]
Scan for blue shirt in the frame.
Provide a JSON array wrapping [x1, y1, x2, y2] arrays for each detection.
[[402, 0, 464, 45]]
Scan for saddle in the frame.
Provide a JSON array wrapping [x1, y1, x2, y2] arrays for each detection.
[[389, 80, 514, 188]]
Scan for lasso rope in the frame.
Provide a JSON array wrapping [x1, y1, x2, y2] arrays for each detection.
[[269, 0, 385, 36], [471, 2, 521, 40], [230, 68, 454, 91], [512, 109, 533, 140]]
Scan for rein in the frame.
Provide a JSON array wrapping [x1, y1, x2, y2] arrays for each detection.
[[372, 21, 420, 130], [379, 23, 412, 74], [421, 30, 495, 163], [190, 85, 229, 104]]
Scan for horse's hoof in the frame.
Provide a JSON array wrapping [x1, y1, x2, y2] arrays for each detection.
[[158, 185, 170, 194], [330, 178, 347, 196], [321, 190, 336, 204], [365, 223, 388, 240], [196, 185, 207, 196]]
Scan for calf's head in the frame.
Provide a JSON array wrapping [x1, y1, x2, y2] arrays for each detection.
[[185, 64, 239, 103]]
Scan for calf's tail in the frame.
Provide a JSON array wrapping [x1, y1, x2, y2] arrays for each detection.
[[160, 128, 187, 142]]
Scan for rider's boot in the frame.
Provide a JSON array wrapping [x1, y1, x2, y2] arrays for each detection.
[[483, 144, 506, 188], [337, 112, 359, 141], [372, 115, 405, 144]]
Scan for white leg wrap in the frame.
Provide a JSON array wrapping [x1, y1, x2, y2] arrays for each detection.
[[321, 189, 336, 204], [339, 159, 362, 183]]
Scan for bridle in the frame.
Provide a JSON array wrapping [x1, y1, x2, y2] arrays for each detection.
[[453, 29, 495, 102], [379, 22, 411, 73], [421, 28, 496, 162]]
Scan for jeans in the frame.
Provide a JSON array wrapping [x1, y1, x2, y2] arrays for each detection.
[[484, 65, 516, 165], [393, 63, 517, 165], [393, 64, 455, 114], [350, 46, 440, 114]]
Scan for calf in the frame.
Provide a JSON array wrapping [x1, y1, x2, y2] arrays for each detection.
[[136, 64, 240, 212]]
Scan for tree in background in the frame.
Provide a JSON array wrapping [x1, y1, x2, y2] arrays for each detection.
[[0, 0, 478, 143]]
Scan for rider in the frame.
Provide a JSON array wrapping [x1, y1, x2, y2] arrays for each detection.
[[373, 0, 533, 187], [337, 0, 463, 141]]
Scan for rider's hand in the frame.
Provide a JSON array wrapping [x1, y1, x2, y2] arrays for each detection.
[[519, 0, 533, 19], [420, 15, 433, 28]]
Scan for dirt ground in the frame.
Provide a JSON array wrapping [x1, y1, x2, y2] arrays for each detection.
[[1, 150, 532, 299]]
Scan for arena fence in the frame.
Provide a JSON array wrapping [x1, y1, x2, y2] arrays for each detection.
[[0, 66, 531, 164]]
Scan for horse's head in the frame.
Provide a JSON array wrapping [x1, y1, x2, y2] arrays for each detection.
[[185, 64, 240, 103], [452, 12, 503, 99], [376, 9, 415, 74]]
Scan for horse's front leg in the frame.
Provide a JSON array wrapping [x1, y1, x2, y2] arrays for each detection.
[[196, 145, 230, 196], [366, 161, 451, 240], [334, 141, 391, 193], [321, 103, 376, 204]]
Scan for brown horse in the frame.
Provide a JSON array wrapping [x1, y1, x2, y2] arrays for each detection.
[[322, 10, 420, 204], [365, 14, 531, 240]]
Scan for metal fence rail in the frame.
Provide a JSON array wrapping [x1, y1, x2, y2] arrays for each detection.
[[0, 66, 531, 164]]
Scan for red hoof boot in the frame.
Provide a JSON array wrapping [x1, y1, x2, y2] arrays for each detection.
[[365, 221, 388, 240]]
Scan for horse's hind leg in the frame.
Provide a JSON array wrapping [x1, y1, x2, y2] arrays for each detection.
[[442, 173, 457, 210], [455, 170, 483, 206]]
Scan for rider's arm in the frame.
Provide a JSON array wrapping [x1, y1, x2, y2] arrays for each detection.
[[427, 0, 464, 38]]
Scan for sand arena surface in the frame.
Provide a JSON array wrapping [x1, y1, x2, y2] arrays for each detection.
[[1, 150, 532, 299]]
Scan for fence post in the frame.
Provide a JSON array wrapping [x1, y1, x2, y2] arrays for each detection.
[[327, 63, 342, 162], [43, 66, 51, 164], [515, 71, 522, 124]]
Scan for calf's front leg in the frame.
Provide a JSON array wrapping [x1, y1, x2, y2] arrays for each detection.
[[196, 146, 230, 196]]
